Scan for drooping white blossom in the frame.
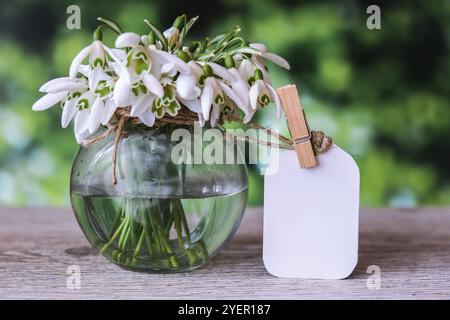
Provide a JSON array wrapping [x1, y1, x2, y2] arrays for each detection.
[[32, 16, 290, 143]]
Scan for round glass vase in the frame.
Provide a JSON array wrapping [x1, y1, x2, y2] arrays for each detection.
[[70, 123, 248, 272]]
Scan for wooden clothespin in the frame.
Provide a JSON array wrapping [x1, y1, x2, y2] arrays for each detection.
[[277, 84, 317, 169]]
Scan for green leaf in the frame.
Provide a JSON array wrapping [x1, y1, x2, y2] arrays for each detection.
[[216, 26, 241, 49], [229, 47, 261, 56], [97, 17, 123, 35], [214, 47, 260, 62], [173, 14, 186, 30], [182, 15, 199, 38], [144, 19, 168, 51], [207, 33, 227, 47], [178, 15, 198, 48], [222, 37, 245, 51], [93, 26, 103, 41]]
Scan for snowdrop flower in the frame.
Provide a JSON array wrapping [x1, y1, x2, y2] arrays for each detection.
[[114, 33, 183, 83], [88, 78, 118, 133], [164, 27, 180, 49], [151, 78, 181, 119], [249, 43, 290, 70], [163, 15, 184, 49], [113, 33, 164, 123], [200, 65, 225, 122], [34, 75, 119, 142], [175, 60, 202, 100], [222, 56, 251, 115], [237, 58, 255, 82], [113, 33, 188, 105], [199, 63, 246, 125], [32, 15, 291, 141], [148, 45, 191, 76], [114, 78, 159, 126], [69, 30, 120, 92], [33, 77, 89, 128], [116, 38, 153, 85], [248, 69, 282, 118]]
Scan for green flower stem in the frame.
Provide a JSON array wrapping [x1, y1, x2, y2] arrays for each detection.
[[99, 195, 208, 270], [173, 207, 184, 248], [100, 217, 127, 254], [132, 229, 146, 262], [172, 199, 198, 265]]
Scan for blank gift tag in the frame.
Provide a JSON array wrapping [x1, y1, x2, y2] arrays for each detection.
[[263, 146, 359, 279]]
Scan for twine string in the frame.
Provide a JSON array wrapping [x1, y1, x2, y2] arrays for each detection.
[[82, 107, 332, 185]]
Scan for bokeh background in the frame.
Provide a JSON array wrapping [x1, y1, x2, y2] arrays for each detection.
[[0, 0, 449, 207]]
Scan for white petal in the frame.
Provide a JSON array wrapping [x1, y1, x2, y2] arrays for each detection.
[[229, 68, 250, 103], [233, 54, 244, 64], [114, 77, 132, 107], [88, 98, 104, 133], [101, 99, 117, 125], [176, 73, 199, 99], [238, 59, 254, 80], [200, 82, 214, 120], [163, 27, 178, 39], [88, 66, 103, 92], [115, 32, 141, 48], [178, 97, 201, 113], [161, 63, 176, 76], [109, 62, 122, 75], [218, 81, 248, 115], [249, 43, 267, 52], [78, 65, 90, 77], [210, 113, 217, 128], [184, 86, 201, 100], [39, 77, 72, 93], [61, 98, 77, 128], [252, 58, 272, 85], [197, 113, 205, 127], [150, 59, 162, 79], [69, 45, 91, 78], [75, 127, 89, 144], [110, 48, 127, 61], [210, 104, 220, 127], [142, 73, 164, 97], [262, 52, 290, 70], [187, 61, 203, 77], [138, 108, 156, 127], [151, 49, 190, 73], [267, 84, 283, 119], [140, 35, 149, 46], [32, 91, 68, 111], [45, 80, 86, 94], [243, 109, 256, 123], [207, 62, 236, 83], [89, 40, 105, 66], [119, 64, 135, 85], [130, 94, 154, 116], [249, 81, 262, 110], [102, 45, 123, 64], [74, 108, 90, 136]]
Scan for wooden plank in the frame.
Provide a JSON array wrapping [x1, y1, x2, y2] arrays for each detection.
[[1, 207, 450, 299]]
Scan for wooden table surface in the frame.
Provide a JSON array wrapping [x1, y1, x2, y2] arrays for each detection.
[[1, 207, 450, 299]]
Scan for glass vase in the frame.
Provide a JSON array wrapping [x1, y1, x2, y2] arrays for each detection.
[[70, 124, 248, 272]]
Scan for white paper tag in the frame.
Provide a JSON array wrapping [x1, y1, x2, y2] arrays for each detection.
[[263, 145, 359, 279]]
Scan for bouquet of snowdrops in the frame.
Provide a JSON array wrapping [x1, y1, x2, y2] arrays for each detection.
[[32, 15, 290, 143], [32, 15, 291, 272]]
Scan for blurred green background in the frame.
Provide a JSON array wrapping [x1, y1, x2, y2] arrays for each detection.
[[0, 0, 449, 207]]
